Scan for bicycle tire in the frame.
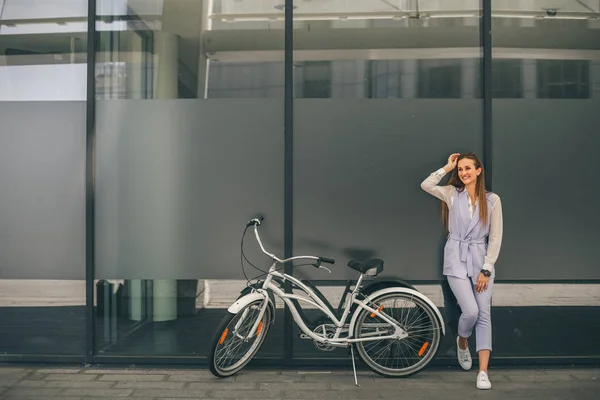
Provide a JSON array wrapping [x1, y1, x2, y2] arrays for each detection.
[[208, 299, 273, 377], [353, 290, 442, 378]]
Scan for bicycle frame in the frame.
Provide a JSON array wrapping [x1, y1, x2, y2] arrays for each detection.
[[240, 221, 408, 345], [261, 265, 408, 346]]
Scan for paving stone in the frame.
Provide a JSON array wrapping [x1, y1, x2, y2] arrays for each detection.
[[394, 372, 447, 382], [330, 380, 398, 390], [479, 389, 597, 400], [283, 389, 431, 399], [0, 369, 29, 386], [438, 371, 510, 383], [0, 397, 59, 400], [58, 388, 134, 397], [15, 380, 115, 389], [44, 373, 98, 381], [503, 372, 577, 381], [489, 381, 600, 390], [21, 372, 46, 381], [131, 389, 209, 398], [0, 368, 32, 375], [168, 373, 234, 382], [380, 390, 434, 399], [259, 382, 329, 390], [400, 381, 471, 390], [569, 372, 599, 381], [0, 387, 63, 397], [187, 381, 258, 390], [234, 371, 302, 383], [0, 377, 23, 387], [34, 368, 83, 374], [112, 381, 185, 389], [99, 373, 167, 382], [208, 389, 283, 398], [301, 372, 373, 383], [84, 368, 191, 374]]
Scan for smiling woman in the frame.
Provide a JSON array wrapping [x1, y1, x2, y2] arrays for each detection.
[[421, 152, 503, 390]]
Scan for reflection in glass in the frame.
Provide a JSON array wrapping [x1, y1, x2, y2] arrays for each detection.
[[537, 60, 590, 99], [0, 280, 85, 355], [291, 0, 483, 361], [94, 0, 285, 357], [492, 60, 523, 98], [0, 0, 87, 357], [491, 0, 600, 359], [0, 0, 88, 101]]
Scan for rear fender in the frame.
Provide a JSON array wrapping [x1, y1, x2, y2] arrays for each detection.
[[361, 279, 417, 295]]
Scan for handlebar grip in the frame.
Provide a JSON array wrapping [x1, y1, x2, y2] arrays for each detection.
[[246, 215, 265, 227], [319, 257, 335, 265]]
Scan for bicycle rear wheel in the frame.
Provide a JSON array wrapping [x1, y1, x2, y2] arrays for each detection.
[[208, 299, 273, 377], [353, 291, 442, 377]]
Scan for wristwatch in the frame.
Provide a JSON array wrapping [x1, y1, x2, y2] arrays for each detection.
[[480, 269, 492, 277]]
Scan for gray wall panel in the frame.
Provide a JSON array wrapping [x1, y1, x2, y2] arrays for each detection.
[[95, 100, 284, 280], [492, 100, 600, 280], [0, 101, 85, 280], [293, 100, 483, 281]]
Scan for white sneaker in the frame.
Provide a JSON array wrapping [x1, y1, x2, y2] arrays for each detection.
[[456, 336, 472, 370], [477, 371, 492, 390]]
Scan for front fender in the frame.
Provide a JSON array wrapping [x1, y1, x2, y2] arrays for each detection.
[[227, 291, 275, 314], [348, 287, 445, 336]]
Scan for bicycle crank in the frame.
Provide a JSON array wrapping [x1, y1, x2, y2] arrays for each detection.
[[312, 324, 337, 351]]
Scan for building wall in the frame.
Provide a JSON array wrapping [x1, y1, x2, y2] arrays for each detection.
[[0, 0, 599, 362]]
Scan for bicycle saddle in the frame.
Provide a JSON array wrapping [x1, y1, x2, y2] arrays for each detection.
[[347, 259, 384, 276]]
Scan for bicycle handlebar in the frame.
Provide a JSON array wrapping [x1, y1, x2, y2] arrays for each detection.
[[246, 216, 335, 268], [246, 215, 264, 227]]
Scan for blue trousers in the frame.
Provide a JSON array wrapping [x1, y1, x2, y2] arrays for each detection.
[[447, 275, 494, 352]]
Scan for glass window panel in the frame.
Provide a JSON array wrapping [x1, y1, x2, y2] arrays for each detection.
[[94, 0, 284, 358], [0, 0, 87, 356]]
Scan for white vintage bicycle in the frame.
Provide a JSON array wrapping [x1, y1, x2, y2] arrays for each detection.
[[208, 216, 445, 384]]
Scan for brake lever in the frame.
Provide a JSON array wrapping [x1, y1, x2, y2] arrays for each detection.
[[319, 266, 332, 274]]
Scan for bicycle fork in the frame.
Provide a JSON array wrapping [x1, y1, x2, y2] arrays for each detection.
[[234, 292, 270, 341]]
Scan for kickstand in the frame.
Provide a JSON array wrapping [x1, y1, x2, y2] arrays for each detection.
[[350, 344, 360, 387]]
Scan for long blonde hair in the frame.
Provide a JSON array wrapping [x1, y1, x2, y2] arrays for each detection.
[[442, 152, 488, 231]]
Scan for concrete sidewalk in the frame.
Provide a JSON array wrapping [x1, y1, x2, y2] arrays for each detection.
[[0, 365, 598, 399]]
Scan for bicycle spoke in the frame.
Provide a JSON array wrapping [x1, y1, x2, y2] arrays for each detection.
[[212, 301, 271, 375], [354, 292, 442, 377]]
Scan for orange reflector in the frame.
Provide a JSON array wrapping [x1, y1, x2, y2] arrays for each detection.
[[370, 305, 384, 318], [256, 321, 263, 336], [219, 328, 229, 345], [418, 342, 430, 357]]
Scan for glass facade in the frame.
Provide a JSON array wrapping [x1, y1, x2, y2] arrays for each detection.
[[92, 0, 285, 358], [0, 0, 87, 358], [1, 0, 599, 365]]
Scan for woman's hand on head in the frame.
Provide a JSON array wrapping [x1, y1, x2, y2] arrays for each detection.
[[444, 153, 460, 172]]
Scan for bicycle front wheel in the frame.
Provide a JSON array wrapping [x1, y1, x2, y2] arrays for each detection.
[[208, 299, 273, 377], [353, 291, 442, 378]]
